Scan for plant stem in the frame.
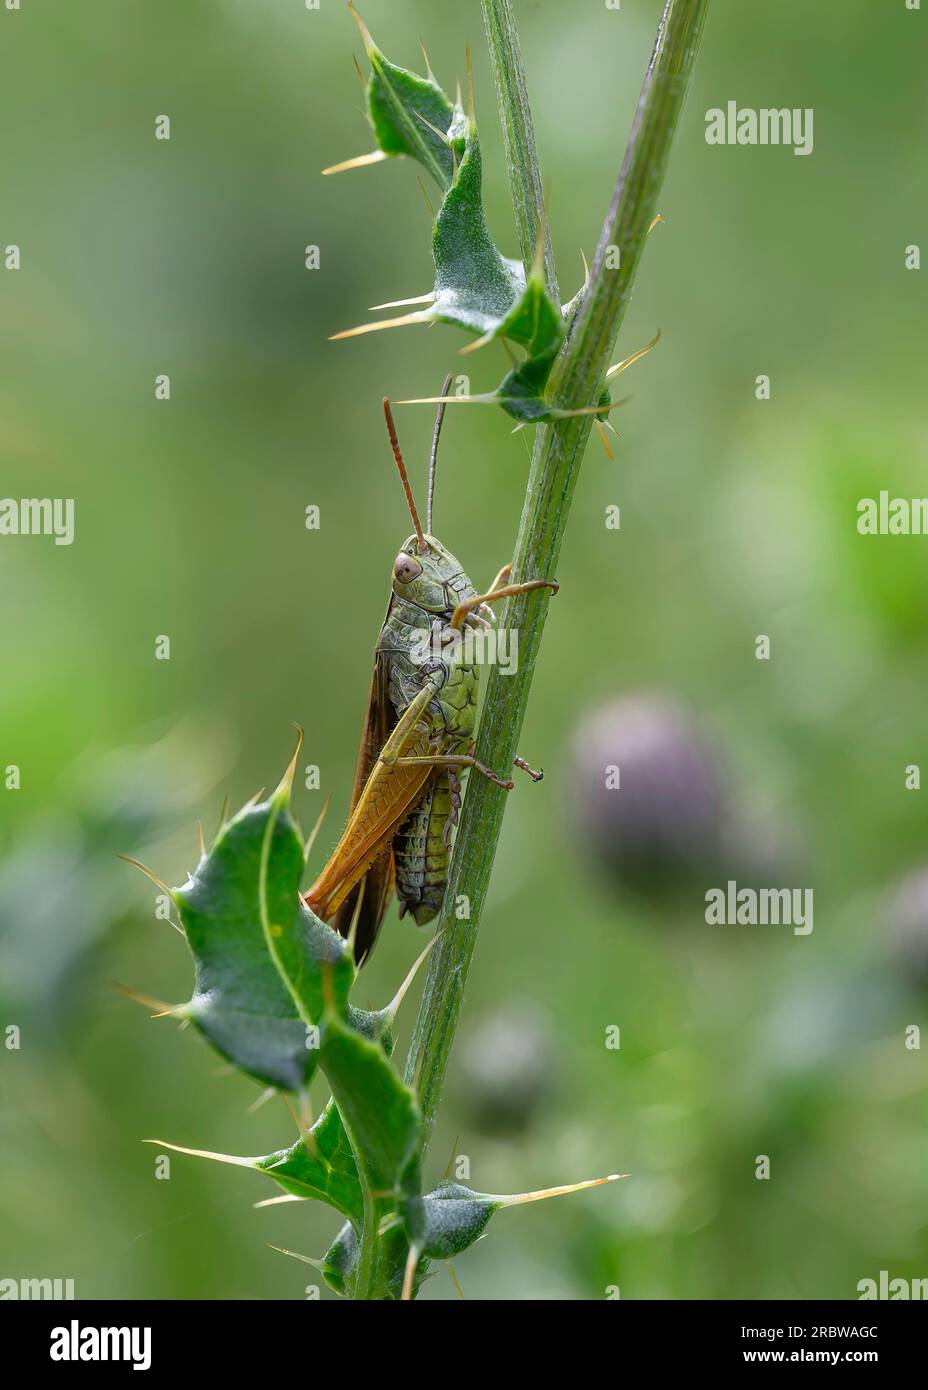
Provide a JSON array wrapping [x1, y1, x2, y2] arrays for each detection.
[[404, 0, 710, 1144], [480, 0, 559, 301], [354, 1187, 377, 1300]]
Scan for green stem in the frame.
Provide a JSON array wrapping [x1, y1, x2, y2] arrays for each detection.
[[354, 1187, 377, 1300], [480, 0, 559, 301], [404, 0, 710, 1143]]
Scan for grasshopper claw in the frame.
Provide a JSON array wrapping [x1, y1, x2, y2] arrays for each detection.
[[514, 756, 544, 782]]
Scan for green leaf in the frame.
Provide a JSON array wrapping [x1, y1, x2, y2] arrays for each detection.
[[404, 1174, 626, 1261], [321, 1221, 357, 1297], [173, 781, 352, 1092], [143, 740, 446, 1290], [319, 1009, 421, 1198], [357, 9, 459, 188], [406, 1181, 499, 1259], [328, 16, 579, 424], [321, 1220, 427, 1300], [148, 1099, 364, 1228], [259, 788, 355, 1030], [258, 1099, 363, 1226], [430, 130, 526, 336]]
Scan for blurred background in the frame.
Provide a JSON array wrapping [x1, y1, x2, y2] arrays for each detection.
[[1, 0, 926, 1300]]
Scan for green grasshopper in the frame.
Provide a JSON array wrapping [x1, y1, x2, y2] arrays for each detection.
[[304, 391, 557, 962]]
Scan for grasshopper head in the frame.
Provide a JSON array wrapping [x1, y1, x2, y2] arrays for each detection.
[[392, 533, 476, 615], [382, 393, 476, 616]]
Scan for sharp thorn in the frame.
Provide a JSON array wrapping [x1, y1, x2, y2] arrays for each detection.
[[330, 311, 431, 341], [111, 980, 181, 1018], [605, 328, 662, 381], [143, 1138, 258, 1168], [321, 149, 388, 177], [116, 854, 172, 898], [275, 724, 303, 800], [268, 1244, 324, 1268], [304, 796, 331, 865], [368, 293, 434, 311], [247, 1087, 277, 1116], [347, 1, 375, 59]]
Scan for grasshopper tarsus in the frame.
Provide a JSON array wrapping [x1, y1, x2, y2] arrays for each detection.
[[514, 756, 544, 783]]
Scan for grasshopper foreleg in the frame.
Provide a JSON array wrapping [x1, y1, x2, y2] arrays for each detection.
[[450, 572, 559, 630], [375, 676, 444, 769]]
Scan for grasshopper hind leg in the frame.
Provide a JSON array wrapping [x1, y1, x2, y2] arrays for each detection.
[[443, 766, 462, 850]]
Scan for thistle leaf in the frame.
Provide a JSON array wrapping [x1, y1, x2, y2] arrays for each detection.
[[173, 783, 353, 1092], [322, 1220, 429, 1300], [401, 1173, 626, 1270], [320, 1221, 358, 1297], [329, 14, 580, 423], [347, 2, 460, 189], [318, 1009, 421, 1198], [151, 1098, 364, 1227], [257, 1098, 363, 1226], [429, 130, 526, 336], [405, 1181, 498, 1259], [144, 738, 427, 1260]]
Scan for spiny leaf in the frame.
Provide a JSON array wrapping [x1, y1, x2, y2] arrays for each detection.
[[173, 776, 352, 1092], [260, 794, 355, 1030], [405, 1174, 626, 1261], [156, 738, 427, 1243], [257, 1098, 363, 1226], [324, 3, 461, 189], [405, 1181, 497, 1259], [149, 1097, 364, 1228], [429, 129, 527, 336], [327, 14, 587, 424], [321, 1221, 357, 1297], [322, 1220, 430, 1301], [318, 1008, 421, 1198]]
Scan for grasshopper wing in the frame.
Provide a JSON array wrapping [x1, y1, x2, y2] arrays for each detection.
[[331, 652, 396, 961], [306, 649, 437, 964]]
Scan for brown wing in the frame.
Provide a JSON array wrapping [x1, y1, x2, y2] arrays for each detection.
[[331, 651, 395, 962], [304, 644, 428, 964], [304, 726, 437, 961]]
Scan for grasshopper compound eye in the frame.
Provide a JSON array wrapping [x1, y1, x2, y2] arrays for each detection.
[[393, 551, 423, 583]]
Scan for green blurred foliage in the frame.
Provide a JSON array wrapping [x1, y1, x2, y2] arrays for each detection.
[[1, 0, 926, 1300]]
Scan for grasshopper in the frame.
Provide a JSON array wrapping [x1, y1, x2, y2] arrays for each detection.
[[304, 391, 558, 963]]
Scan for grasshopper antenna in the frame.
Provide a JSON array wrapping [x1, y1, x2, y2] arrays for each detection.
[[383, 397, 426, 553], [427, 373, 453, 535]]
